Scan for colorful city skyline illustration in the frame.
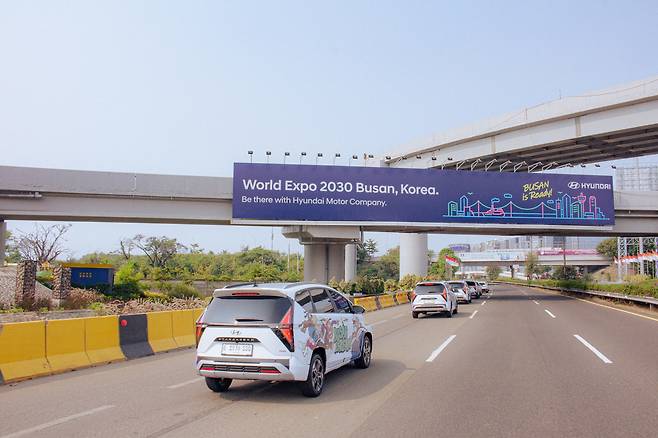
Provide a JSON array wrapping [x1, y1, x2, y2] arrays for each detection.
[[445, 191, 608, 221]]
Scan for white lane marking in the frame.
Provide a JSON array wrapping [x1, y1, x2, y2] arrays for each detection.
[[426, 335, 457, 362], [469, 310, 478, 319], [481, 301, 487, 306], [0, 405, 115, 438], [574, 334, 613, 364], [166, 377, 203, 389], [391, 314, 404, 320], [544, 309, 556, 318], [370, 319, 389, 326], [533, 300, 540, 305]]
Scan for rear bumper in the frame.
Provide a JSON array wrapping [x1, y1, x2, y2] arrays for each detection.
[[197, 360, 297, 381], [412, 304, 447, 313]]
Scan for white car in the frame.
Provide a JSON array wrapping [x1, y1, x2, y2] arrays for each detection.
[[447, 280, 471, 304], [411, 281, 458, 318], [478, 281, 490, 293], [195, 282, 373, 397]]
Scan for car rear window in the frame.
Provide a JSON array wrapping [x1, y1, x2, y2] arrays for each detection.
[[447, 283, 464, 291], [414, 284, 446, 294], [465, 281, 476, 286], [204, 295, 291, 324]]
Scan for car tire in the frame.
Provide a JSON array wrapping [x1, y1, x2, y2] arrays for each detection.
[[446, 308, 453, 318], [412, 312, 419, 319], [354, 335, 372, 369], [454, 305, 458, 314], [300, 352, 325, 397], [205, 377, 232, 393]]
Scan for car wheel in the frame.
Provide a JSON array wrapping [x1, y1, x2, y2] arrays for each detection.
[[412, 312, 419, 319], [205, 377, 232, 393], [454, 305, 458, 314], [354, 335, 372, 369], [300, 352, 325, 397], [446, 309, 453, 318]]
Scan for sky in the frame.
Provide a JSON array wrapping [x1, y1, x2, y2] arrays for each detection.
[[2, 0, 658, 258]]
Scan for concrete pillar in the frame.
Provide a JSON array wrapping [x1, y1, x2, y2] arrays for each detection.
[[303, 243, 346, 283], [345, 244, 357, 282], [0, 220, 6, 266], [399, 233, 428, 279]]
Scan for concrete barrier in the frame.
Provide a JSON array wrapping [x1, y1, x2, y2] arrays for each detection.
[[378, 295, 396, 308], [192, 308, 204, 323], [0, 320, 51, 383], [395, 292, 409, 304], [119, 314, 154, 359], [146, 311, 178, 353], [84, 315, 125, 365], [46, 318, 91, 373], [354, 296, 378, 312], [172, 309, 195, 348]]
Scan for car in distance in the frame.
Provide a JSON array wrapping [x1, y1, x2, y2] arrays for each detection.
[[464, 280, 482, 298], [195, 282, 373, 397], [447, 280, 471, 304], [478, 281, 490, 293], [411, 281, 458, 319]]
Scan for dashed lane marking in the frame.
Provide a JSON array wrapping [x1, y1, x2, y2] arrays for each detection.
[[481, 301, 487, 306], [166, 377, 203, 389], [0, 405, 115, 438], [533, 300, 540, 305], [426, 335, 457, 362], [469, 310, 478, 319], [544, 309, 556, 318], [574, 334, 613, 364]]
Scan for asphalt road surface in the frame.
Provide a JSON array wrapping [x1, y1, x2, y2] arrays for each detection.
[[2, 283, 658, 438]]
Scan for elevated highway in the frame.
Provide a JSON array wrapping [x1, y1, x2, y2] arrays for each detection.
[[386, 76, 658, 171], [457, 250, 611, 267]]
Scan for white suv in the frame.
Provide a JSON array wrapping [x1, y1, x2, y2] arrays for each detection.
[[195, 283, 373, 397], [411, 281, 458, 318], [447, 280, 471, 304]]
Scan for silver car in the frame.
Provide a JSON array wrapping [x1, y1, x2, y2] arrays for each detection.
[[447, 281, 472, 304], [411, 281, 458, 319]]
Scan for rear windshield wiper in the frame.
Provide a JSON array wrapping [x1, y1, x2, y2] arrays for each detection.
[[234, 318, 265, 322]]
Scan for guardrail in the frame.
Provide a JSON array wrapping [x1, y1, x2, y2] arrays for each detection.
[[498, 281, 658, 310]]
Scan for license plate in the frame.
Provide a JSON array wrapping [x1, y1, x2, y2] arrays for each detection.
[[221, 343, 253, 356]]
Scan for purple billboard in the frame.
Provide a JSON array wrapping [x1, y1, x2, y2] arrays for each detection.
[[232, 163, 615, 227]]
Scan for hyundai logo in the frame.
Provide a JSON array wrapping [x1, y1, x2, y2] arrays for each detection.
[[567, 181, 580, 189], [231, 329, 242, 336]]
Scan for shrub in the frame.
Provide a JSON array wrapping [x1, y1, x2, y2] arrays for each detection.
[[63, 288, 106, 310], [147, 281, 201, 299], [399, 274, 422, 290], [384, 279, 399, 292]]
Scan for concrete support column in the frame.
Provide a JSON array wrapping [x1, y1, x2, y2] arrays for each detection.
[[345, 243, 357, 282], [399, 233, 428, 279], [303, 243, 346, 283], [0, 220, 6, 267]]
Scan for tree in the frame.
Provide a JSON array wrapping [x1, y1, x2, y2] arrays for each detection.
[[357, 239, 377, 265], [118, 238, 134, 260], [596, 237, 618, 259], [131, 235, 185, 268], [552, 265, 578, 280], [12, 223, 71, 265], [525, 252, 540, 280], [485, 265, 501, 281], [358, 246, 399, 280], [4, 229, 21, 263], [428, 248, 459, 280]]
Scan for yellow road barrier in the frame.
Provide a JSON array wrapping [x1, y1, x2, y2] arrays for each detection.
[[354, 296, 378, 312], [172, 309, 195, 348], [378, 295, 395, 308], [0, 320, 51, 383], [146, 311, 178, 352], [84, 315, 125, 365], [395, 292, 409, 304], [46, 318, 91, 373]]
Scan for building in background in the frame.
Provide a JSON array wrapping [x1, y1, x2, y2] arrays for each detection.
[[615, 165, 658, 191], [62, 263, 114, 290]]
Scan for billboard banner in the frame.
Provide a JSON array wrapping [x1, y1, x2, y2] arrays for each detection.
[[232, 163, 615, 227]]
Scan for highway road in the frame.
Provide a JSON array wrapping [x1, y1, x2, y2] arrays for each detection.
[[2, 283, 658, 437]]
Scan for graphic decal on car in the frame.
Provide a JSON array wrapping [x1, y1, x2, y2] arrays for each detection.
[[350, 318, 366, 360], [299, 315, 336, 354]]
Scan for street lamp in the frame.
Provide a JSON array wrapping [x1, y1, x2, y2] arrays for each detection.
[[248, 150, 254, 163], [283, 151, 290, 164], [266, 151, 272, 164], [316, 152, 323, 165], [333, 153, 341, 165], [300, 152, 307, 164]]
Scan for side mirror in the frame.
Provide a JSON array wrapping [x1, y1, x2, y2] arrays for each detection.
[[352, 305, 365, 314]]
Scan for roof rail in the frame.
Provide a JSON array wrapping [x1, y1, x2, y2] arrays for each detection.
[[223, 282, 259, 289], [283, 282, 316, 289]]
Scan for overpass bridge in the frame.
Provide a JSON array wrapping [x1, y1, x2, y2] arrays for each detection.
[[456, 249, 612, 267], [0, 164, 654, 282]]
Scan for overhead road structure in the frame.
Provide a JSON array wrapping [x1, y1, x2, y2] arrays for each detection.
[[385, 76, 658, 171]]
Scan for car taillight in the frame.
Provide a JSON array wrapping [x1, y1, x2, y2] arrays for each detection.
[[411, 292, 416, 301], [442, 290, 447, 301], [463, 287, 468, 294], [272, 307, 294, 352], [195, 322, 207, 347]]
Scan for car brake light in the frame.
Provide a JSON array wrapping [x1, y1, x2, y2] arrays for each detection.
[[195, 322, 207, 347], [442, 290, 447, 301], [232, 292, 260, 296], [272, 307, 294, 352], [411, 292, 416, 301]]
